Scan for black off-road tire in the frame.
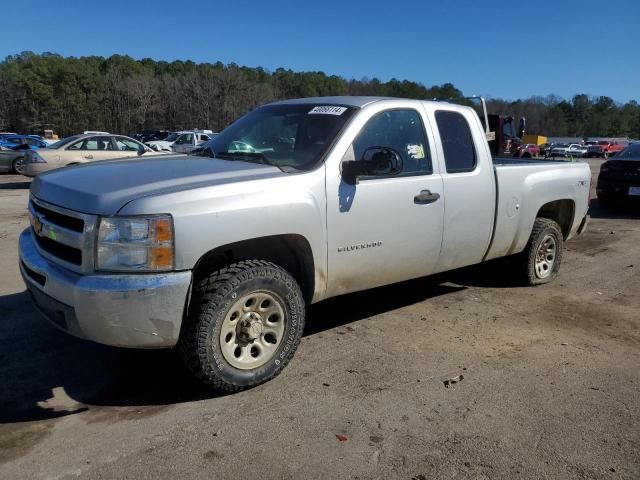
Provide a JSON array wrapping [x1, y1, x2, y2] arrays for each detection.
[[178, 260, 305, 393], [522, 218, 564, 286]]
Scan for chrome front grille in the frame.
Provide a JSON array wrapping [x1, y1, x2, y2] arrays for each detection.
[[28, 197, 98, 274]]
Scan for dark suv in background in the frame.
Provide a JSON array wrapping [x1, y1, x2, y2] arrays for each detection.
[[596, 142, 640, 209]]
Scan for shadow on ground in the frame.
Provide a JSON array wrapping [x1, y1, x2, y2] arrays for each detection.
[[0, 259, 521, 423], [0, 181, 31, 190]]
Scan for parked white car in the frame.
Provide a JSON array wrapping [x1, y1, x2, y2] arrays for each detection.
[[172, 130, 216, 154], [145, 131, 187, 152], [565, 144, 588, 157]]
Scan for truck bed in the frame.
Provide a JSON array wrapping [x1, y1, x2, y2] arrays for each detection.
[[492, 157, 566, 166], [485, 158, 591, 262]]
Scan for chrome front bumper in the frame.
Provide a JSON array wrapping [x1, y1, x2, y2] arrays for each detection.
[[19, 228, 192, 348]]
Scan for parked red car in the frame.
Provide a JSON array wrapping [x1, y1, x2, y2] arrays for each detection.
[[523, 144, 541, 156], [584, 140, 625, 158]]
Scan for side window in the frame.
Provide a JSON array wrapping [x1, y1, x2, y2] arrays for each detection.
[[68, 137, 112, 151], [175, 134, 193, 145], [199, 134, 210, 141], [435, 110, 477, 173], [115, 136, 141, 151], [353, 109, 432, 175]]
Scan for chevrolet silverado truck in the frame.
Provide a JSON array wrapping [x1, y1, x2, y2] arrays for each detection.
[[19, 96, 591, 392]]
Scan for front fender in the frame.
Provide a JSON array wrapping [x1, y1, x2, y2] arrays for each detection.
[[118, 167, 328, 298]]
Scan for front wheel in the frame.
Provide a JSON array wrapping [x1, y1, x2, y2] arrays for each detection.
[[178, 260, 305, 392], [521, 218, 563, 285]]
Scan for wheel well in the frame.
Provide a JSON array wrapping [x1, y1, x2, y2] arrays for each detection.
[[536, 199, 575, 239], [193, 235, 315, 303]]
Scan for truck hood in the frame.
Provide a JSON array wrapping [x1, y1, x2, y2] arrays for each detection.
[[30, 155, 286, 215]]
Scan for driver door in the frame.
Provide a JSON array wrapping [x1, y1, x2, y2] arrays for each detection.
[[172, 133, 193, 153], [325, 107, 444, 297]]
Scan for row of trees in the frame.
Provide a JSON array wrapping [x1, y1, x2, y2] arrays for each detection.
[[1, 52, 639, 139]]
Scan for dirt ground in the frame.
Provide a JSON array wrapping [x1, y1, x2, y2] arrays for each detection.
[[0, 160, 638, 480]]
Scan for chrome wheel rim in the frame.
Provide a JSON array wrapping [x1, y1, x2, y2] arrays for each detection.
[[14, 157, 24, 174], [219, 291, 286, 370], [535, 234, 557, 279]]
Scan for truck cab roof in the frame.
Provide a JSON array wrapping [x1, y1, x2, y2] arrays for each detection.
[[269, 96, 459, 110]]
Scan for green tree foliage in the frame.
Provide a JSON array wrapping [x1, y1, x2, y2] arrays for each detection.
[[0, 52, 638, 139], [486, 94, 640, 139]]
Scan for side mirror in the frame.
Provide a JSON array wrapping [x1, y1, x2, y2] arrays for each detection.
[[137, 144, 146, 156], [341, 147, 402, 184]]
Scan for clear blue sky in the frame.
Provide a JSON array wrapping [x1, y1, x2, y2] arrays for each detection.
[[2, 0, 638, 103]]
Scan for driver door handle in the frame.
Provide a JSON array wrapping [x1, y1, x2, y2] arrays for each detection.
[[84, 154, 94, 159], [414, 189, 440, 205]]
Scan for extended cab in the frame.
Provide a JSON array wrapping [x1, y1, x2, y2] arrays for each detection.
[[19, 97, 591, 392]]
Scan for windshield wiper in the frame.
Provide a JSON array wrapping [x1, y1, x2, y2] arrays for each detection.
[[214, 151, 268, 165]]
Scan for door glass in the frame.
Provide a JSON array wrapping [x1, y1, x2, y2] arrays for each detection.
[[435, 111, 477, 173], [115, 137, 142, 151], [175, 134, 193, 145], [67, 137, 111, 151], [353, 109, 432, 175]]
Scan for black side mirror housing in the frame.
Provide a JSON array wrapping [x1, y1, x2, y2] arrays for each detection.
[[137, 144, 146, 156], [341, 147, 402, 184]]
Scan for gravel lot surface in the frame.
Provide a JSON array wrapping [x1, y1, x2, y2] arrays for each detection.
[[0, 159, 638, 479]]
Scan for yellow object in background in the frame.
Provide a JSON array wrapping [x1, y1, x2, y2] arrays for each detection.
[[522, 134, 548, 145]]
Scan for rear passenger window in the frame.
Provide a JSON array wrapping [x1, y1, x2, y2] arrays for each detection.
[[435, 111, 477, 173]]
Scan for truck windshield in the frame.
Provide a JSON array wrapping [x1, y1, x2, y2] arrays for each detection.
[[205, 104, 356, 170]]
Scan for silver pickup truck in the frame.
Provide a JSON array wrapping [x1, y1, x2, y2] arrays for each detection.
[[19, 96, 591, 392]]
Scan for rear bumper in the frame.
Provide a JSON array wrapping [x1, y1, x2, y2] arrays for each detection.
[[597, 179, 640, 199], [19, 228, 192, 348], [23, 163, 54, 177]]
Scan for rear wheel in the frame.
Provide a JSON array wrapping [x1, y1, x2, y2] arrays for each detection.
[[11, 157, 25, 174], [521, 218, 563, 285], [178, 260, 305, 392]]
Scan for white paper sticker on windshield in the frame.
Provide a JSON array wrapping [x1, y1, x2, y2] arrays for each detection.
[[308, 106, 347, 115]]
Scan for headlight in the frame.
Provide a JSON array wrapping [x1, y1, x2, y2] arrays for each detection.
[[97, 215, 174, 271]]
